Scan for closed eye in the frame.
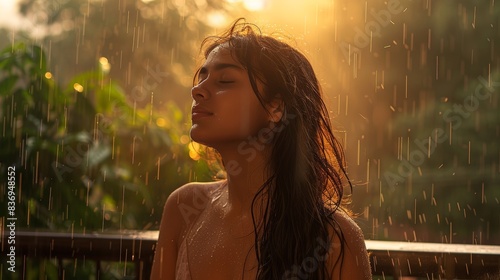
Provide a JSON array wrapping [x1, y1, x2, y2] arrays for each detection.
[[197, 76, 207, 85]]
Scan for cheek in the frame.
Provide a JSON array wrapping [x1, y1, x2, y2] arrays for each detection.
[[190, 87, 271, 146], [221, 97, 268, 134]]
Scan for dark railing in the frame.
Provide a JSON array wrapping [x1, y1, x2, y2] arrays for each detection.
[[2, 231, 500, 279], [366, 240, 500, 279]]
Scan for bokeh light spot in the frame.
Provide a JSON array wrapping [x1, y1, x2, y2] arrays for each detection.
[[73, 83, 84, 92]]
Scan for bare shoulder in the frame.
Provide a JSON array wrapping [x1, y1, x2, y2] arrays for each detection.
[[168, 181, 221, 208], [330, 210, 372, 280], [150, 181, 224, 280], [162, 180, 224, 236], [332, 211, 366, 252], [170, 182, 221, 229]]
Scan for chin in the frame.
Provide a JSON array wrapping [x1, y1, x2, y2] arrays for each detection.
[[189, 127, 214, 147]]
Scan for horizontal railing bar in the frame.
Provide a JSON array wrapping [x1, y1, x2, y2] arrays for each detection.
[[16, 230, 159, 241], [6, 230, 158, 261], [12, 230, 500, 254], [2, 231, 499, 279], [365, 239, 500, 255]]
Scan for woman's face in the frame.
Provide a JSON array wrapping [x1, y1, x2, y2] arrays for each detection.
[[190, 45, 270, 149]]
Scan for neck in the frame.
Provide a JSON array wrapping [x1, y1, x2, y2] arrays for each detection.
[[216, 143, 271, 216]]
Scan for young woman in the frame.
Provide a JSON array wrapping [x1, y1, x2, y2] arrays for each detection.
[[151, 19, 371, 280]]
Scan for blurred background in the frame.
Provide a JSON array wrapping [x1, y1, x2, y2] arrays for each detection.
[[0, 0, 499, 278]]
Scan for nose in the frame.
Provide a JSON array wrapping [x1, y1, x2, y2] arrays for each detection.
[[191, 82, 209, 101]]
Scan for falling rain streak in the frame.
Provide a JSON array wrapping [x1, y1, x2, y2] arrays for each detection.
[[0, 0, 499, 278]]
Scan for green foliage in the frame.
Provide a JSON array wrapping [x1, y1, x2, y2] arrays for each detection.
[[15, 0, 233, 108], [0, 41, 215, 278], [0, 42, 206, 232]]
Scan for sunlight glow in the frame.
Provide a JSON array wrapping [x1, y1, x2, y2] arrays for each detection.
[[207, 11, 227, 28], [188, 142, 201, 160], [243, 0, 266, 11]]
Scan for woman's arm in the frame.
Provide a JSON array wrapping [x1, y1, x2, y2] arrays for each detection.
[[150, 187, 185, 280], [150, 182, 212, 279], [330, 211, 372, 280]]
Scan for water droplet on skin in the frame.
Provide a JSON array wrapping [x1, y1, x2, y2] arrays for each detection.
[[195, 223, 203, 233], [212, 192, 222, 203]]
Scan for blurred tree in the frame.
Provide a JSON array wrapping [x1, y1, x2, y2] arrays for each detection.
[[0, 22, 216, 279], [330, 0, 500, 244], [0, 42, 213, 234], [0, 0, 236, 233], [15, 0, 245, 108]]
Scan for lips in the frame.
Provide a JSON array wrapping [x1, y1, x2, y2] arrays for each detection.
[[191, 106, 213, 121]]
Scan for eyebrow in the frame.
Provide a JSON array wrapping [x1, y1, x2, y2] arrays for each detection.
[[198, 63, 245, 76]]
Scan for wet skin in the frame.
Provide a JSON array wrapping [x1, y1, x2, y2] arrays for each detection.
[[151, 180, 371, 279], [150, 45, 372, 279]]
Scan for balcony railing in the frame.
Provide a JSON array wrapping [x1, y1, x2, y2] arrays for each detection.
[[2, 231, 500, 279]]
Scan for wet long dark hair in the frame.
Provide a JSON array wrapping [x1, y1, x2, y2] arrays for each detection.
[[194, 19, 352, 279]]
